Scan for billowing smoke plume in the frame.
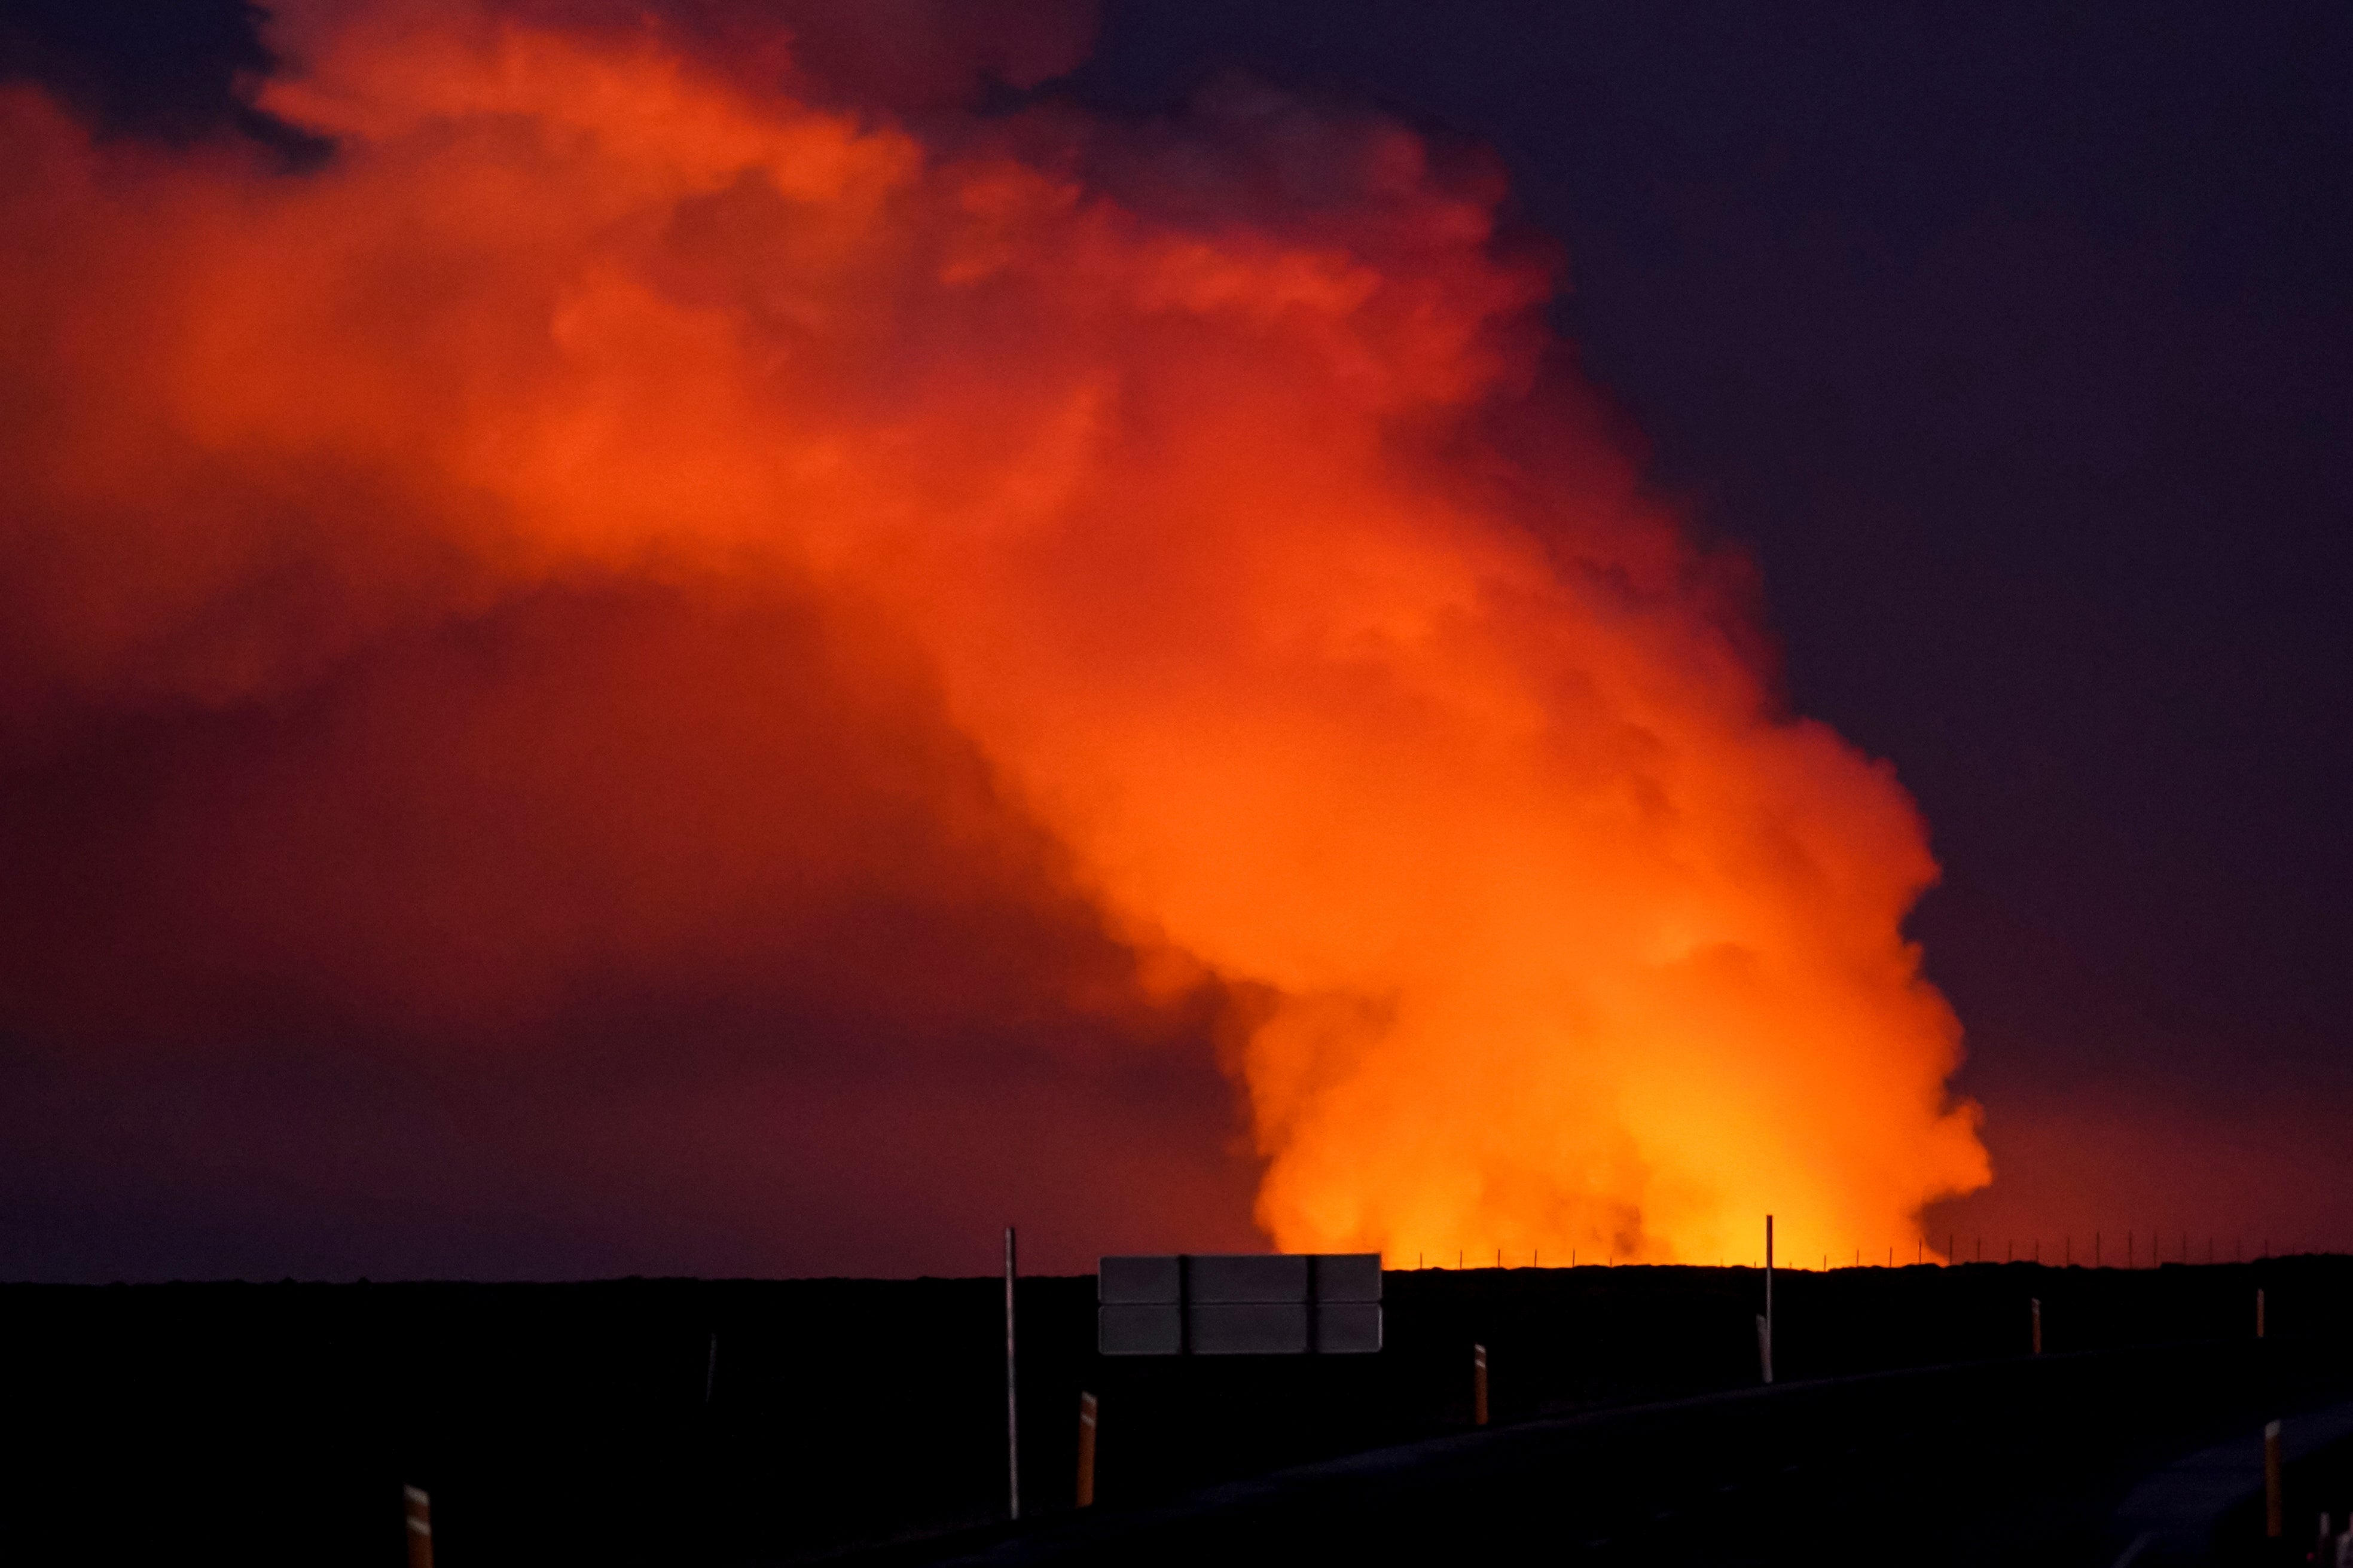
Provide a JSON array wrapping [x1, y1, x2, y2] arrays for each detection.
[[0, 0, 1985, 1274]]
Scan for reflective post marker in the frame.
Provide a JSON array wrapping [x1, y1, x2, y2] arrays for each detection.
[[2258, 1288, 2267, 1340], [404, 1485, 432, 1568], [2266, 1420, 2284, 1538], [2031, 1297, 2042, 1355], [1005, 1225, 1020, 1520], [1473, 1343, 1489, 1426], [1075, 1393, 1098, 1508]]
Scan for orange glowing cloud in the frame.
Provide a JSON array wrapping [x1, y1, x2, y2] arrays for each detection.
[[0, 0, 1985, 1270]]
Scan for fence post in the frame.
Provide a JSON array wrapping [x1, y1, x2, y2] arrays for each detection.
[[1473, 1343, 1489, 1426], [1075, 1393, 1098, 1508], [404, 1485, 432, 1568]]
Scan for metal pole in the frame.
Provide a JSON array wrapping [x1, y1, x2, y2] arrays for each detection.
[[1005, 1224, 1020, 1520]]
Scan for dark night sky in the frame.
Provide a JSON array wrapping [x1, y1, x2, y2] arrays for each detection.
[[2, 0, 2348, 1273]]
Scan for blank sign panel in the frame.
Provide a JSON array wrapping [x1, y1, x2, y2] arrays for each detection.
[[1188, 1254, 1309, 1304], [1096, 1303, 1183, 1355], [1095, 1254, 1382, 1355]]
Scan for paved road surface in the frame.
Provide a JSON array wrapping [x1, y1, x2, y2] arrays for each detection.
[[857, 1343, 2353, 1567]]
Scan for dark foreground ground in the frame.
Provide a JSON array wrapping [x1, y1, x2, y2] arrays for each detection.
[[890, 1343, 2353, 1568], [5, 1257, 2351, 1564]]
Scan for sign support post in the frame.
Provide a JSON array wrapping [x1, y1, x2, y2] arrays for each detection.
[[1005, 1225, 1020, 1521]]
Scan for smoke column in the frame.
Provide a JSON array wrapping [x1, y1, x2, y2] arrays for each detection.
[[0, 0, 1986, 1270]]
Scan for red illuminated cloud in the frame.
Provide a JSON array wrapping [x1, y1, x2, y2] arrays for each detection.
[[0, 0, 1985, 1275]]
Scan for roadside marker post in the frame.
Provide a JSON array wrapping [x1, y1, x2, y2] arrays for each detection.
[[2257, 1288, 2267, 1340], [2265, 1420, 2284, 1539], [404, 1484, 432, 1568], [1075, 1393, 1098, 1508], [1473, 1343, 1489, 1427], [2031, 1297, 2042, 1356], [1760, 1215, 1775, 1384]]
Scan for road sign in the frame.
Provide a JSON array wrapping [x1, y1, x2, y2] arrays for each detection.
[[1097, 1254, 1382, 1355]]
